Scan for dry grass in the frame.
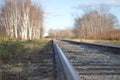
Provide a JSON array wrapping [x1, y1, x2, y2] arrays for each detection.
[[9, 67, 23, 72]]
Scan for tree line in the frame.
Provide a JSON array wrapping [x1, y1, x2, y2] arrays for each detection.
[[49, 6, 120, 40], [0, 0, 44, 40], [0, 1, 119, 40], [48, 29, 74, 39]]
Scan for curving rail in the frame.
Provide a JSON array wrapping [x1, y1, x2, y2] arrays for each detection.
[[52, 40, 80, 80]]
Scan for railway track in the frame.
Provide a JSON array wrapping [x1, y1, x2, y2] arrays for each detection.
[[55, 40, 120, 80], [2, 40, 120, 80]]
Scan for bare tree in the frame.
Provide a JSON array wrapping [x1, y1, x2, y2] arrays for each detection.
[[0, 0, 44, 40], [73, 5, 118, 39]]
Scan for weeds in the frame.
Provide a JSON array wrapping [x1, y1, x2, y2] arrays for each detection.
[[0, 40, 49, 65], [0, 41, 26, 64]]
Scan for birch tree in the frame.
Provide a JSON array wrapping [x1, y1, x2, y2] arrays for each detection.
[[0, 0, 44, 40]]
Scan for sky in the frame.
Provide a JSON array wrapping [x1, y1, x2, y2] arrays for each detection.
[[37, 0, 120, 34]]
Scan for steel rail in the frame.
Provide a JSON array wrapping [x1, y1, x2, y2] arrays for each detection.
[[52, 40, 80, 80], [62, 40, 120, 54]]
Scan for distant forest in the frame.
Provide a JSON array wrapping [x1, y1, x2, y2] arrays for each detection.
[[49, 6, 120, 40]]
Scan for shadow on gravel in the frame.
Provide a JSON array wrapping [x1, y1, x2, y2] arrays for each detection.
[[2, 41, 56, 80]]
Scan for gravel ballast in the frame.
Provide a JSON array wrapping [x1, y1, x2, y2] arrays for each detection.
[[56, 40, 120, 80]]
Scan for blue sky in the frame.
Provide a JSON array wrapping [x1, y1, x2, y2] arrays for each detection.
[[38, 0, 120, 34]]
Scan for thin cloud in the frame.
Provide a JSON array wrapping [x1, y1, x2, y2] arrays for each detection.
[[106, 0, 120, 6], [44, 11, 67, 18], [74, 0, 120, 9]]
